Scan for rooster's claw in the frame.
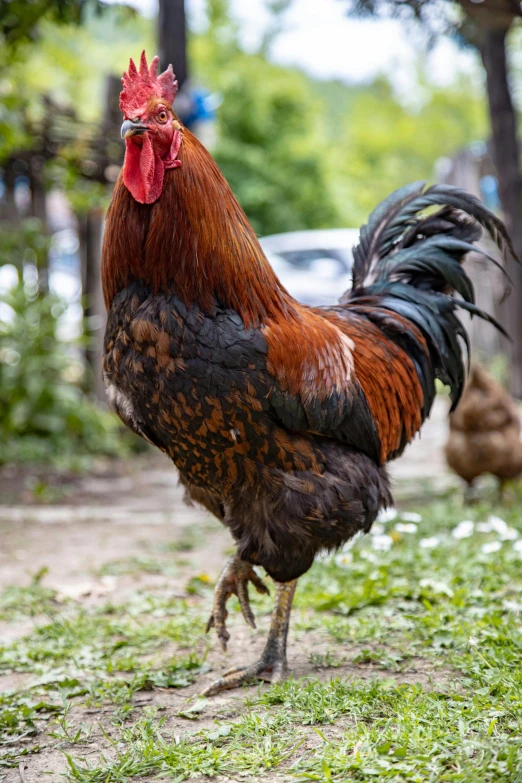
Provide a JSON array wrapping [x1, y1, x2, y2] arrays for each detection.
[[206, 555, 269, 650]]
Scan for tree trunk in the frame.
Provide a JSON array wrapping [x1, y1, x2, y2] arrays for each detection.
[[0, 162, 18, 223], [30, 157, 49, 294], [158, 0, 188, 89], [480, 26, 522, 396]]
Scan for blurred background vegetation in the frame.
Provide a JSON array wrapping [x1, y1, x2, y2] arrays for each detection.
[[0, 0, 521, 468]]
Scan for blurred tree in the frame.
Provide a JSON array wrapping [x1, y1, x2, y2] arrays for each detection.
[[212, 55, 341, 235], [0, 0, 108, 65], [0, 0, 119, 298], [192, 0, 484, 234], [342, 0, 522, 395], [331, 76, 486, 226], [0, 218, 50, 277], [193, 0, 341, 235], [0, 6, 143, 402]]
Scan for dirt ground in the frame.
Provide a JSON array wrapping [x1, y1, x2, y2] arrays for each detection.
[[0, 399, 454, 782]]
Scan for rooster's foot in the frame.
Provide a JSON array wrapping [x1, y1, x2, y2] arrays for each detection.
[[201, 653, 288, 697], [202, 579, 297, 697], [206, 555, 269, 651]]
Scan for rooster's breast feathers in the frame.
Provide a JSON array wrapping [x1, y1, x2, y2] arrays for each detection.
[[104, 279, 430, 484]]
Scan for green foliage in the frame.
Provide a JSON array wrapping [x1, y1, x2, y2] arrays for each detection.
[[0, 0, 489, 236], [0, 5, 152, 163], [191, 2, 341, 235], [191, 1, 486, 234], [332, 76, 487, 226], [0, 91, 30, 159], [0, 0, 105, 51], [213, 55, 341, 235], [0, 0, 114, 159], [46, 157, 110, 214], [8, 7, 152, 123], [0, 275, 132, 466]]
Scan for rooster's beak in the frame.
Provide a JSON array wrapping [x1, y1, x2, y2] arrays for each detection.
[[121, 119, 150, 139]]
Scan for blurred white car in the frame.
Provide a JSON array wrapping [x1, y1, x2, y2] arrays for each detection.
[[259, 228, 359, 307]]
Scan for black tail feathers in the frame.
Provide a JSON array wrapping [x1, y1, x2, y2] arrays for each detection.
[[343, 182, 516, 413]]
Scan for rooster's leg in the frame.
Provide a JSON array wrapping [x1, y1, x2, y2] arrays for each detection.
[[202, 579, 297, 697], [206, 555, 270, 650]]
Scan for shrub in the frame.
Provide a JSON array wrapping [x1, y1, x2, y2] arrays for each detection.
[[0, 274, 136, 467]]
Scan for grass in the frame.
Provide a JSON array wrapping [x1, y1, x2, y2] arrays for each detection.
[[3, 491, 522, 780]]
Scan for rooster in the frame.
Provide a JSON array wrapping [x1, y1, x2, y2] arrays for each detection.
[[101, 52, 514, 696]]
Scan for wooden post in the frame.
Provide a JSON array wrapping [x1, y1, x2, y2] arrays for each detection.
[[80, 209, 106, 402], [158, 0, 188, 89]]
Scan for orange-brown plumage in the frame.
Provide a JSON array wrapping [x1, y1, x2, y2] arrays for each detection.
[[101, 51, 513, 695], [343, 314, 426, 462], [103, 130, 293, 324]]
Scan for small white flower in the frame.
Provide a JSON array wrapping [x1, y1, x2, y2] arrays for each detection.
[[378, 508, 398, 523], [513, 540, 522, 554], [360, 550, 378, 562], [481, 541, 502, 554], [335, 552, 353, 568], [502, 600, 522, 613], [478, 518, 517, 540], [452, 520, 474, 539], [401, 512, 422, 523], [500, 527, 518, 541], [395, 522, 418, 534], [372, 534, 393, 551], [371, 523, 385, 536], [488, 515, 508, 535], [420, 536, 440, 549], [419, 578, 454, 597], [468, 636, 478, 646]]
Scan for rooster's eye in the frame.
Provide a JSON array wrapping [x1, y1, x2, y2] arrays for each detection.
[[158, 110, 168, 123]]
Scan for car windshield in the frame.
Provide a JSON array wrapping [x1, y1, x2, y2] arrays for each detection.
[[277, 248, 352, 274]]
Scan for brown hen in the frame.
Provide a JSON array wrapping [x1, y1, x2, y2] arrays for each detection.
[[445, 364, 522, 495]]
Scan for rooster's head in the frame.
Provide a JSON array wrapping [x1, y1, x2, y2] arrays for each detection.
[[119, 50, 182, 205]]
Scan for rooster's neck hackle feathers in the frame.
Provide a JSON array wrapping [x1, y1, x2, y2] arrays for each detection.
[[146, 131, 297, 327], [103, 130, 295, 326], [120, 50, 178, 117]]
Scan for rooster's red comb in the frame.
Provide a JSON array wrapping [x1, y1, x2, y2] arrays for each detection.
[[120, 50, 178, 117]]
